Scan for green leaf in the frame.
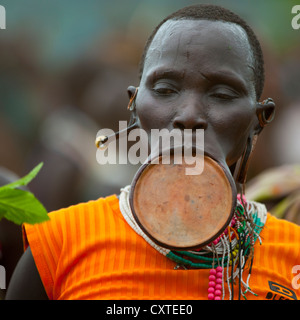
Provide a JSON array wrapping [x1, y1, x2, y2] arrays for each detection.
[[0, 188, 49, 225], [0, 162, 43, 192]]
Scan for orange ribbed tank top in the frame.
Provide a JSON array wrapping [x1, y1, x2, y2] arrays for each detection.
[[24, 195, 300, 300]]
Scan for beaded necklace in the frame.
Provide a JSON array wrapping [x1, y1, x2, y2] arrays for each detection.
[[119, 186, 267, 300]]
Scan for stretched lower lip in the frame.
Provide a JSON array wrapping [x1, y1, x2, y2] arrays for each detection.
[[129, 151, 237, 250]]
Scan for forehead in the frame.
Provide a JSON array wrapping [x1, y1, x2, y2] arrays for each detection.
[[142, 19, 254, 84]]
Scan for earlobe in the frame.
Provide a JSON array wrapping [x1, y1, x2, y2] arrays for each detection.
[[126, 86, 140, 129], [234, 98, 275, 189], [256, 98, 276, 133], [233, 134, 258, 188]]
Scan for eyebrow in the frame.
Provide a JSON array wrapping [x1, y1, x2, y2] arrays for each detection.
[[146, 69, 186, 83]]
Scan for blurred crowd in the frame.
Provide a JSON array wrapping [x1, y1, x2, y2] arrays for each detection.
[[0, 28, 146, 294], [0, 3, 299, 297], [0, 30, 144, 210]]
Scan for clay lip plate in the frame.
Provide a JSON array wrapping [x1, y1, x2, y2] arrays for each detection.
[[129, 155, 236, 250]]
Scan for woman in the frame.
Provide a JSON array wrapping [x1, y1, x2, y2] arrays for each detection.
[[6, 4, 300, 300]]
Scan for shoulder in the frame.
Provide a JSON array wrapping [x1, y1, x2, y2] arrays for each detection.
[[259, 212, 300, 266], [24, 194, 120, 247], [47, 194, 120, 220], [249, 211, 300, 300], [264, 212, 300, 241], [6, 247, 48, 300]]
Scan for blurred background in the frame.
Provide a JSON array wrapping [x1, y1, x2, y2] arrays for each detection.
[[0, 0, 299, 208], [0, 0, 299, 291]]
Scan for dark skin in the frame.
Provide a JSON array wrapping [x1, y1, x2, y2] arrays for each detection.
[[6, 19, 275, 300], [130, 20, 274, 171]]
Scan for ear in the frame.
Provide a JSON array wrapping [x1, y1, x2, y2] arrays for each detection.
[[127, 86, 137, 99], [255, 98, 276, 134], [127, 86, 139, 111]]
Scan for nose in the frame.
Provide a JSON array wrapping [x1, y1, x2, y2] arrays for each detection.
[[172, 104, 208, 131]]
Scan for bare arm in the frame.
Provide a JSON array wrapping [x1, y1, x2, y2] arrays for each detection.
[[5, 247, 48, 300]]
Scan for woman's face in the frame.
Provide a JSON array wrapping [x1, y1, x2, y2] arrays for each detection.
[[134, 19, 260, 168]]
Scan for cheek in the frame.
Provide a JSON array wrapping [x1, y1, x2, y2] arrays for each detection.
[[208, 105, 256, 163], [135, 92, 174, 132]]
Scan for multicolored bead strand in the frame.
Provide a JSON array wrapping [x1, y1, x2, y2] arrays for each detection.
[[208, 266, 223, 300], [211, 217, 236, 246]]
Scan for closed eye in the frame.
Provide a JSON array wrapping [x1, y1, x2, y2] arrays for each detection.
[[153, 87, 177, 95], [212, 93, 237, 100], [152, 82, 179, 96], [210, 86, 240, 101]]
